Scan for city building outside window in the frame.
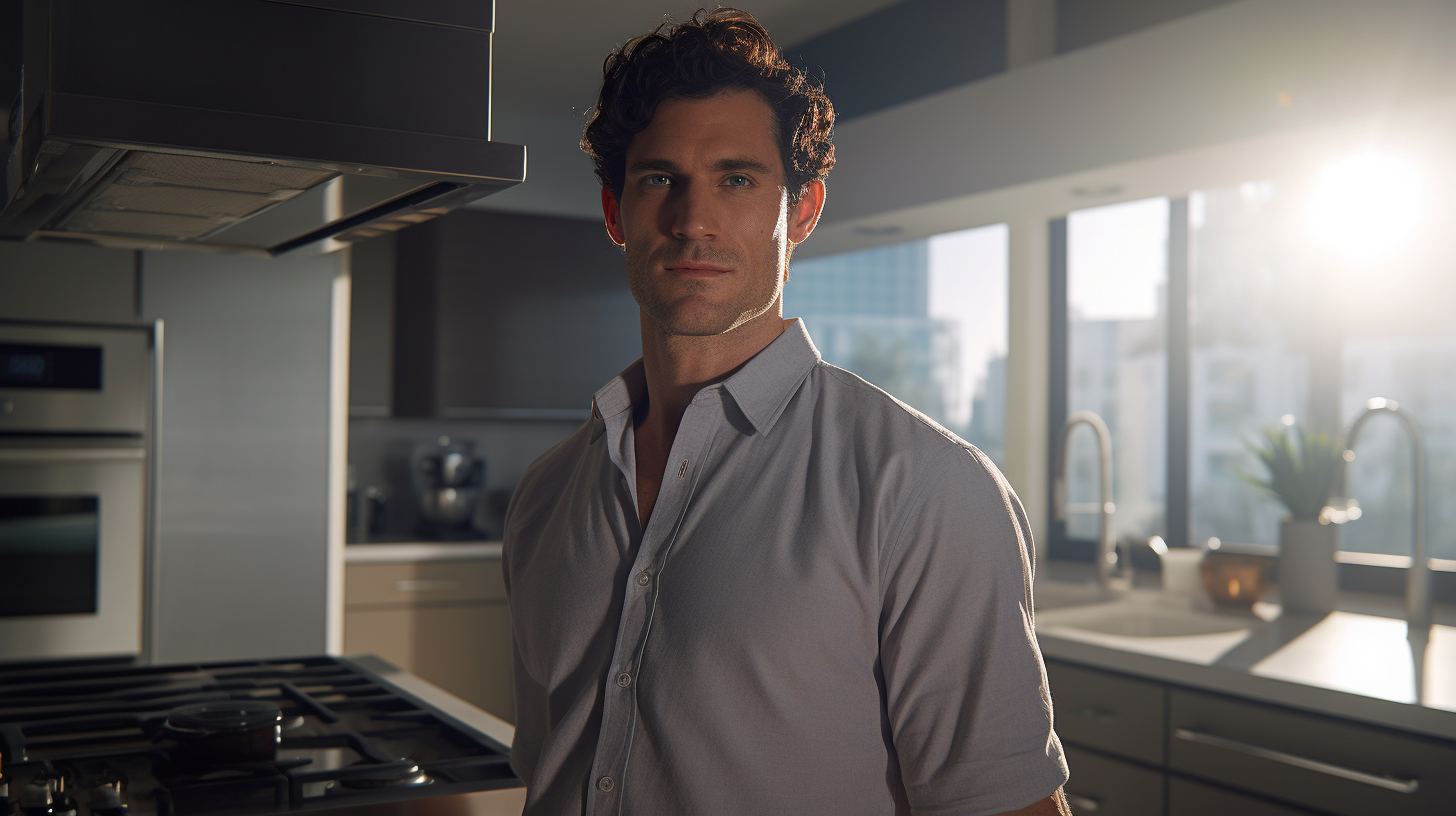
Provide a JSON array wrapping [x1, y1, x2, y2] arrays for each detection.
[[788, 224, 1010, 468]]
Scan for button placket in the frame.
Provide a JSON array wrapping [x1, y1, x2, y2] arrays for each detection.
[[587, 399, 717, 816]]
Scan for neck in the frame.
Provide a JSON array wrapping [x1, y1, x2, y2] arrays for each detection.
[[629, 309, 787, 525], [635, 311, 788, 442]]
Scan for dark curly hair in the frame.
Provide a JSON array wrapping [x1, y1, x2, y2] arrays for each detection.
[[581, 7, 836, 204]]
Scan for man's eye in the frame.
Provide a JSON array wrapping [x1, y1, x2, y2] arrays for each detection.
[[724, 175, 751, 187], [644, 174, 672, 186]]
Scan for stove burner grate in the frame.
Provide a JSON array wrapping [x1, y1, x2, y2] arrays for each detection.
[[0, 658, 517, 816]]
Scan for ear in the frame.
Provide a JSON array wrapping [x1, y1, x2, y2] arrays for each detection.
[[602, 187, 626, 246], [787, 179, 826, 245]]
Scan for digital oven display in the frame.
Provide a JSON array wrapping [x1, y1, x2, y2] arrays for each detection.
[[0, 343, 103, 389]]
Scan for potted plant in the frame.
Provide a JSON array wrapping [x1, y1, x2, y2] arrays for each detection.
[[1244, 422, 1346, 613]]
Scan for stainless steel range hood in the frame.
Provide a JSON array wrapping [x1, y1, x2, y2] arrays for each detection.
[[0, 0, 526, 256]]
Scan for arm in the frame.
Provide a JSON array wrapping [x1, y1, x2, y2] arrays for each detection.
[[880, 445, 1069, 815], [995, 790, 1072, 816]]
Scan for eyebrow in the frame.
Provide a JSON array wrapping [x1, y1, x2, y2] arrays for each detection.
[[627, 157, 776, 176]]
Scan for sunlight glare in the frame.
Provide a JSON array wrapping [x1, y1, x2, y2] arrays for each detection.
[[1304, 154, 1423, 264]]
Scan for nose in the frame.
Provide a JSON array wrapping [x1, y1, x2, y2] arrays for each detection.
[[667, 183, 718, 240]]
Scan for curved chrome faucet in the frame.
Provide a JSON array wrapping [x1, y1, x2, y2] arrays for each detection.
[[1054, 410, 1116, 588], [1340, 397, 1428, 635]]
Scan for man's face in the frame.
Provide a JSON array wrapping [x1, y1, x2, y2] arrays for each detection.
[[603, 90, 823, 340]]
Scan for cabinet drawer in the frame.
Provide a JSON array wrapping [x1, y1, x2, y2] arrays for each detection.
[[1063, 744, 1164, 816], [1047, 660, 1166, 765], [1168, 688, 1456, 816], [345, 560, 505, 606], [1168, 775, 1319, 816]]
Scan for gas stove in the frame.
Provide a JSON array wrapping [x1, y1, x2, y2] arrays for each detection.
[[0, 656, 520, 816]]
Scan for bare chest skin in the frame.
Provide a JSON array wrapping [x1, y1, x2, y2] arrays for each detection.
[[633, 403, 669, 525]]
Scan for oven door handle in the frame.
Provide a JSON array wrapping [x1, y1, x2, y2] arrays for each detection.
[[0, 447, 146, 462]]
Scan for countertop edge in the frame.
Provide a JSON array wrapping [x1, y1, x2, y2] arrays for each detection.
[[345, 653, 517, 747], [1038, 632, 1456, 743], [346, 542, 503, 563]]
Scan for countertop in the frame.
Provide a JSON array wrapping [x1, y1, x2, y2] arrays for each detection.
[[1034, 579, 1456, 742], [343, 547, 1455, 744], [345, 540, 502, 563]]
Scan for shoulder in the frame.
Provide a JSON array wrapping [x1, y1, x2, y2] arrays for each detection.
[[801, 360, 1001, 481], [801, 362, 1031, 557], [794, 361, 1023, 531], [504, 418, 600, 531]]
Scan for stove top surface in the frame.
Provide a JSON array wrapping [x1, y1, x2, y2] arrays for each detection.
[[0, 656, 519, 816]]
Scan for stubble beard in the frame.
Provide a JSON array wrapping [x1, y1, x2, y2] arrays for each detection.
[[627, 238, 787, 339]]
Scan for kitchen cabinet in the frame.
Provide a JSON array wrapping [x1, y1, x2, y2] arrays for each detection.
[[348, 233, 396, 416], [1061, 744, 1165, 816], [383, 209, 639, 418], [1167, 776, 1318, 816], [1047, 660, 1165, 766], [344, 559, 514, 723], [1047, 658, 1455, 815], [1167, 686, 1455, 816]]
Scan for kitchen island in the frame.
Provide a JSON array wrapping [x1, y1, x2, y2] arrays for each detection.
[[1034, 577, 1456, 815]]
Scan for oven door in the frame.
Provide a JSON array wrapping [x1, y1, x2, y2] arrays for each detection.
[[0, 443, 146, 662]]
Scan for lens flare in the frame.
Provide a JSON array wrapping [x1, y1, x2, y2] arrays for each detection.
[[1305, 154, 1423, 264]]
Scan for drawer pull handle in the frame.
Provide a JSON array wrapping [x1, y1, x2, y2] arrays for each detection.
[[1069, 707, 1115, 722], [1172, 728, 1419, 794], [395, 579, 460, 593], [1064, 792, 1100, 812]]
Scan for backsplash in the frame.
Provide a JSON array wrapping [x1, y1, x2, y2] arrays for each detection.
[[348, 416, 581, 542]]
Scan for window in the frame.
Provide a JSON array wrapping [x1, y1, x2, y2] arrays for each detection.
[[787, 224, 1010, 466], [1063, 197, 1168, 546], [1188, 182, 1313, 548], [1053, 171, 1456, 569]]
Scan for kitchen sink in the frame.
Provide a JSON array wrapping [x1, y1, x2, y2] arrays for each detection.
[[1038, 601, 1258, 636], [1034, 589, 1278, 664]]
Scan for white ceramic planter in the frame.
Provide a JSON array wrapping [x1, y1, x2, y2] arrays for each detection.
[[1278, 519, 1338, 613]]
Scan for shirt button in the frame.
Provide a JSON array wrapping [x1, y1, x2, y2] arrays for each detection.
[[616, 672, 632, 688], [636, 570, 651, 587], [597, 776, 615, 792]]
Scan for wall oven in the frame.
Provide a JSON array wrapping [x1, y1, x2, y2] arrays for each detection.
[[0, 320, 156, 664]]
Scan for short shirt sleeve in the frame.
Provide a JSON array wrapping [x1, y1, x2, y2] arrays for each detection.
[[878, 444, 1069, 815]]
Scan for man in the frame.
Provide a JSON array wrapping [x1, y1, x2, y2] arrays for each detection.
[[503, 8, 1069, 815]]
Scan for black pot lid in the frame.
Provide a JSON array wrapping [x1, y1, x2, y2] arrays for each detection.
[[166, 700, 282, 733]]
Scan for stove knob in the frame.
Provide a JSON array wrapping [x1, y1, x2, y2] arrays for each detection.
[[18, 780, 52, 811], [88, 782, 127, 816], [18, 780, 75, 816]]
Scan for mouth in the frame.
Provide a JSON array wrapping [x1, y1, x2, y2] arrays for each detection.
[[664, 262, 730, 278]]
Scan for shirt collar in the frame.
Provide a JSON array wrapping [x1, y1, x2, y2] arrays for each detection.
[[721, 318, 821, 436], [589, 360, 645, 444], [588, 318, 822, 441]]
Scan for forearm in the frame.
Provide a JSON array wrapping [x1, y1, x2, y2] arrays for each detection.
[[994, 789, 1071, 816]]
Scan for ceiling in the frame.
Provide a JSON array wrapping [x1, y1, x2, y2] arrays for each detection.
[[491, 1, 903, 117], [477, 0, 1456, 254]]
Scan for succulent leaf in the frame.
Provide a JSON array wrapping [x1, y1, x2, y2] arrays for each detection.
[[1241, 422, 1345, 521]]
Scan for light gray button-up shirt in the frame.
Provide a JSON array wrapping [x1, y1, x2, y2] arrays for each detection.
[[503, 320, 1067, 815]]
